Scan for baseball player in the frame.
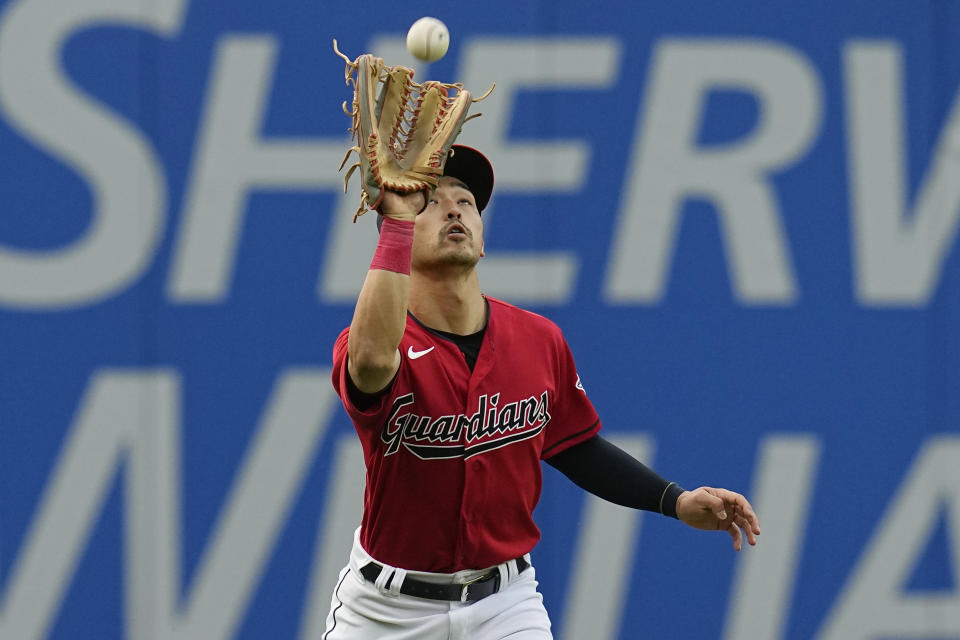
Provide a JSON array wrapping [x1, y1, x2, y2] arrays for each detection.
[[323, 146, 761, 639]]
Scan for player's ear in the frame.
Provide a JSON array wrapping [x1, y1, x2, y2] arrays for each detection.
[[480, 239, 485, 258]]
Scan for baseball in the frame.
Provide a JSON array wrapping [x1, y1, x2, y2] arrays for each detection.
[[406, 17, 449, 62]]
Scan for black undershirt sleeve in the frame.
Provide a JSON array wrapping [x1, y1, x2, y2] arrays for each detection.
[[545, 434, 686, 518]]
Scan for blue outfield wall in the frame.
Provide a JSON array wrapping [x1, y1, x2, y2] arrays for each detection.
[[1, 0, 959, 638]]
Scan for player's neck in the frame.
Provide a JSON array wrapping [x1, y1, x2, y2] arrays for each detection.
[[408, 270, 486, 335]]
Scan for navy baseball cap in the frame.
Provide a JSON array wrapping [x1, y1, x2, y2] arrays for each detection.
[[442, 145, 494, 213], [376, 144, 494, 231]]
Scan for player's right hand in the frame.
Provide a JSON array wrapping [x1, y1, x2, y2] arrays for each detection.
[[380, 189, 426, 221], [675, 486, 760, 551]]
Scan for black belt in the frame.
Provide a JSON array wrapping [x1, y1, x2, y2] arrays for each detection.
[[359, 556, 530, 603]]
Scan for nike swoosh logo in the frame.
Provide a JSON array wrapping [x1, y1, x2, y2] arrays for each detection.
[[407, 346, 435, 360]]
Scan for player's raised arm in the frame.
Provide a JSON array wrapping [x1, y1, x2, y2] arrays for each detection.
[[347, 192, 424, 393], [334, 41, 480, 396]]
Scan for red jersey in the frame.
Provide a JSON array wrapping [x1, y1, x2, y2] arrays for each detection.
[[331, 296, 601, 572]]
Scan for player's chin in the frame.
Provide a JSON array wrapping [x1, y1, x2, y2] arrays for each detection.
[[435, 247, 480, 268]]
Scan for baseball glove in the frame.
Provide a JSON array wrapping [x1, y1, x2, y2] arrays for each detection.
[[334, 40, 493, 221]]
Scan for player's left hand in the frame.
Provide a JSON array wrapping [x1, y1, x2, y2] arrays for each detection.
[[675, 487, 760, 551]]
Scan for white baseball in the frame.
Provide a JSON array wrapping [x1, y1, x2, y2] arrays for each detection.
[[406, 17, 449, 62]]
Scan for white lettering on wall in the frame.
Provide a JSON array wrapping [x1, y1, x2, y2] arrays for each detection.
[[818, 437, 960, 639], [845, 41, 960, 305], [167, 36, 346, 302], [0, 0, 187, 309], [561, 435, 653, 640], [605, 39, 822, 305], [723, 435, 822, 640], [297, 436, 365, 640], [0, 368, 338, 640]]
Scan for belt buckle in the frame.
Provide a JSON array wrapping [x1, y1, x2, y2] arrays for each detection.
[[460, 571, 494, 603]]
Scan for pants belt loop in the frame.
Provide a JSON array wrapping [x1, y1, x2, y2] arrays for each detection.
[[373, 565, 395, 597], [496, 562, 509, 592], [388, 567, 406, 597]]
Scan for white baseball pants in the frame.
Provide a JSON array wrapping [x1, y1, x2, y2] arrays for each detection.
[[322, 529, 552, 639]]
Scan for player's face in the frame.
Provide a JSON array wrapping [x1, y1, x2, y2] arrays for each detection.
[[411, 177, 485, 270]]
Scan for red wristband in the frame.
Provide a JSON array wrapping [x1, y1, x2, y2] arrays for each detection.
[[370, 217, 415, 275]]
